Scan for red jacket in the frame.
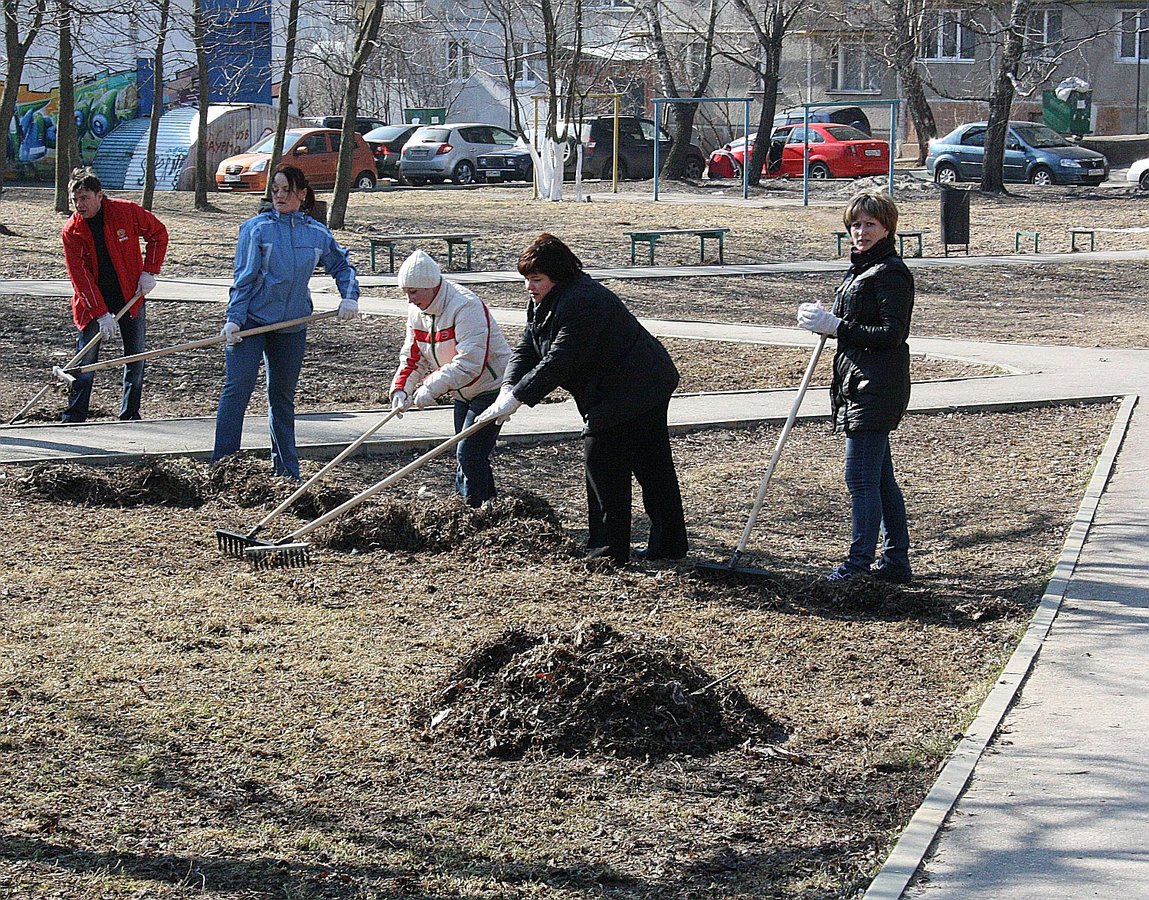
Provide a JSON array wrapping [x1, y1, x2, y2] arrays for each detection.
[[62, 196, 169, 329]]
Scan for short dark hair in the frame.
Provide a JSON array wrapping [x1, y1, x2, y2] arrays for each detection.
[[843, 190, 899, 235], [272, 163, 316, 213], [517, 233, 583, 283], [69, 167, 102, 195]]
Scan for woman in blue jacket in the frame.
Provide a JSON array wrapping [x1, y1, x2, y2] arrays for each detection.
[[211, 165, 360, 479]]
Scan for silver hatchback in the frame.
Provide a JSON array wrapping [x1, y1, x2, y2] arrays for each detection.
[[399, 122, 520, 185]]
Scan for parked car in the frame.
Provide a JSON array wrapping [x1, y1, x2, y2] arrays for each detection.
[[707, 123, 889, 179], [926, 121, 1109, 186], [215, 128, 378, 193], [363, 124, 419, 182], [476, 145, 534, 183], [1127, 157, 1149, 190], [560, 115, 707, 181], [399, 123, 520, 185], [304, 115, 388, 136], [773, 105, 872, 135]]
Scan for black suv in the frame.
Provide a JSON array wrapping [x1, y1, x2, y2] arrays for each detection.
[[567, 115, 708, 180]]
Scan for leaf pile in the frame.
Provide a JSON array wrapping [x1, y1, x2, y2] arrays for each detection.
[[321, 489, 576, 556], [417, 620, 781, 759], [20, 459, 206, 507]]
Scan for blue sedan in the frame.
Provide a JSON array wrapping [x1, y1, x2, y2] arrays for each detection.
[[926, 121, 1108, 186]]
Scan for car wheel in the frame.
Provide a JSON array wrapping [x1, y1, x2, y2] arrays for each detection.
[[354, 171, 376, 191], [1029, 165, 1054, 186], [1140, 170, 1149, 191], [683, 157, 705, 180], [406, 176, 427, 186], [452, 160, 476, 185], [934, 163, 959, 184], [808, 161, 831, 179]]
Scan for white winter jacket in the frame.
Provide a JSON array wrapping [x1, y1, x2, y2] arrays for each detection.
[[390, 280, 511, 401]]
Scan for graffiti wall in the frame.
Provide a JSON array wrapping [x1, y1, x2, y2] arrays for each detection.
[[2, 70, 139, 180]]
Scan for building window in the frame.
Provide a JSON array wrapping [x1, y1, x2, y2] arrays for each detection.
[[921, 8, 976, 61], [513, 41, 539, 83], [448, 40, 472, 79], [1119, 10, 1149, 61], [1026, 8, 1063, 57], [830, 44, 882, 92]]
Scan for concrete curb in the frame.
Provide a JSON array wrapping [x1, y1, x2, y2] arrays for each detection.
[[862, 393, 1139, 899]]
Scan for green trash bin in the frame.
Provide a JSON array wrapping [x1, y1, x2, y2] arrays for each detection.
[[1043, 90, 1092, 136]]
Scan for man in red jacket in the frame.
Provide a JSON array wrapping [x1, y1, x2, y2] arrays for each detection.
[[60, 168, 169, 422]]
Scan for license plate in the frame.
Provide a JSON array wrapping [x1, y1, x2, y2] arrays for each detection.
[[1089, 169, 1104, 176], [408, 149, 430, 159], [224, 174, 241, 183], [864, 149, 881, 157]]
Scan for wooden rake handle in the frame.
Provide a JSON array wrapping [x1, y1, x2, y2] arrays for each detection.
[[6, 290, 144, 425], [62, 310, 338, 377], [283, 416, 495, 543]]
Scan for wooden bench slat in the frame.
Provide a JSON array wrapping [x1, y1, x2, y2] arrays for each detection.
[[625, 228, 729, 266]]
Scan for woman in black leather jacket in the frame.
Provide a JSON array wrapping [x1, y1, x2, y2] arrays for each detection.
[[797, 191, 914, 583], [477, 233, 688, 565]]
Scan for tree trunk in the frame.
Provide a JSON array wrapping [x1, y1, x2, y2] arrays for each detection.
[[1, 0, 47, 203], [53, 0, 77, 213], [981, 0, 1030, 193], [192, 0, 212, 210], [142, 0, 170, 211], [329, 0, 385, 229], [262, 0, 298, 204], [890, 0, 936, 165]]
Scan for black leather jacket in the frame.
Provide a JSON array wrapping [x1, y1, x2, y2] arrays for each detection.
[[830, 236, 914, 433], [506, 273, 679, 435]]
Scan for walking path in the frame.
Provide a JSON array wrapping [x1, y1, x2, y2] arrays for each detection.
[[1, 267, 1147, 897]]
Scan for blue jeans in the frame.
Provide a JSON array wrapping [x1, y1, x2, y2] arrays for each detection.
[[212, 327, 308, 479], [842, 430, 910, 575], [453, 393, 502, 506], [63, 306, 146, 422]]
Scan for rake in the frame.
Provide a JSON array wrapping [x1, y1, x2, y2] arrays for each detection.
[[216, 406, 403, 557], [695, 334, 827, 578], [245, 416, 493, 569], [7, 289, 143, 426], [50, 310, 338, 387]]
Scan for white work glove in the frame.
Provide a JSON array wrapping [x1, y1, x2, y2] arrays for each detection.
[[475, 385, 522, 426], [411, 385, 437, 409], [137, 272, 157, 296], [797, 302, 842, 337], [390, 390, 411, 417], [97, 313, 116, 341], [337, 297, 359, 322], [221, 322, 242, 345]]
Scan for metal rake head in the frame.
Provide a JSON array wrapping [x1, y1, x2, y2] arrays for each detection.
[[244, 541, 312, 570], [216, 529, 270, 559]]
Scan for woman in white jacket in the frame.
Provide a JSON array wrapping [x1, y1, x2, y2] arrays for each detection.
[[389, 250, 512, 506]]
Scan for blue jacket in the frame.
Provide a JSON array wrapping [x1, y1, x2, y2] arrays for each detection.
[[227, 209, 359, 330]]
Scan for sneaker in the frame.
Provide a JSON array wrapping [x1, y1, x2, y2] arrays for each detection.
[[872, 565, 913, 585], [825, 565, 865, 582]]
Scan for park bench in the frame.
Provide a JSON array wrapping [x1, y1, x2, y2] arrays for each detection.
[[368, 232, 480, 273], [1015, 230, 1041, 253], [625, 228, 729, 266], [1069, 228, 1095, 252], [834, 229, 925, 258]]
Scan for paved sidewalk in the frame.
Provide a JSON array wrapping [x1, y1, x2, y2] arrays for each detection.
[[1, 278, 1148, 898]]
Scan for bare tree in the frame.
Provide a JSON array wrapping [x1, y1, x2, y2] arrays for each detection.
[[190, 0, 212, 208], [327, 0, 386, 229], [637, 0, 718, 179], [52, 0, 77, 211], [141, 0, 171, 210], [726, 0, 805, 186], [981, 0, 1032, 192], [1, 0, 48, 207], [262, 0, 299, 205]]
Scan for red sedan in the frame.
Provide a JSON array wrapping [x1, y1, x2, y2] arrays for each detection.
[[707, 124, 889, 179]]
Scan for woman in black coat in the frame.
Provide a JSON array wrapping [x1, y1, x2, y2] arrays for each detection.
[[477, 233, 688, 565], [797, 191, 914, 583]]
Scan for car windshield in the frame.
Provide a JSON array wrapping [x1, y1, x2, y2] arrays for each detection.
[[1012, 124, 1070, 149], [248, 132, 301, 154], [412, 128, 450, 142], [823, 125, 870, 141]]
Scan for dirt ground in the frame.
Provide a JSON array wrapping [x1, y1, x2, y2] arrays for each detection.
[[0, 179, 1144, 898]]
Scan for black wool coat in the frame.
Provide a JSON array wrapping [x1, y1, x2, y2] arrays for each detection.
[[830, 235, 914, 433], [506, 273, 679, 435]]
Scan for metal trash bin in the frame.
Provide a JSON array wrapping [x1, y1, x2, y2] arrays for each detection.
[[940, 186, 970, 255]]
